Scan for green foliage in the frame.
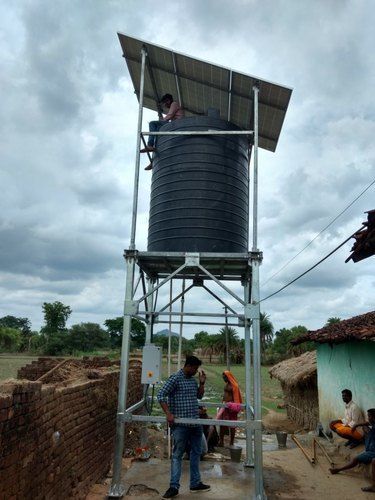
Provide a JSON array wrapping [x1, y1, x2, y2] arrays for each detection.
[[69, 323, 110, 353], [0, 327, 22, 352], [41, 301, 72, 335], [0, 315, 33, 351], [0, 315, 31, 334], [263, 325, 314, 364], [260, 312, 274, 352], [42, 331, 68, 355], [104, 317, 146, 348], [192, 331, 211, 348], [153, 334, 193, 355], [325, 317, 341, 326]]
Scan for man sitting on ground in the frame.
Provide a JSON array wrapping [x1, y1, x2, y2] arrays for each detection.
[[141, 93, 184, 171], [330, 408, 375, 493], [329, 389, 364, 448]]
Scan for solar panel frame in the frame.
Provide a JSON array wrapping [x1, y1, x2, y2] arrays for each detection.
[[118, 32, 292, 152]]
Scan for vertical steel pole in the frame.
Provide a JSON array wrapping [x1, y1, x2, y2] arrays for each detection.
[[252, 260, 263, 499], [168, 279, 173, 377], [252, 85, 259, 254], [109, 255, 136, 497], [224, 305, 230, 370], [172, 52, 182, 107], [108, 46, 147, 498], [167, 279, 173, 459], [145, 277, 154, 344], [177, 278, 185, 369], [140, 277, 155, 448], [243, 279, 254, 467], [129, 46, 147, 250], [227, 70, 233, 121], [251, 84, 264, 499]]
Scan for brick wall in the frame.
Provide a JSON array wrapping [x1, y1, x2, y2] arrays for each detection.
[[17, 357, 65, 381], [0, 359, 142, 499]]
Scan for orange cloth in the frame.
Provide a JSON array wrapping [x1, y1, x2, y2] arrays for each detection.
[[223, 370, 242, 404], [331, 421, 363, 441]]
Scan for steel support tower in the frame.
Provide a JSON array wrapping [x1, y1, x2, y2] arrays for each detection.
[[108, 34, 292, 500]]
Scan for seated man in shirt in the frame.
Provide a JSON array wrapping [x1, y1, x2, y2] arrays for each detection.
[[157, 355, 210, 499], [140, 93, 184, 171], [330, 408, 375, 493], [329, 389, 365, 448]]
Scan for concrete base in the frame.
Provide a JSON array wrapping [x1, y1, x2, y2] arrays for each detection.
[[123, 458, 255, 499]]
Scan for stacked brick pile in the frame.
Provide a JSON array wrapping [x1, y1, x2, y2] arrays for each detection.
[[0, 359, 142, 499], [17, 357, 65, 381]]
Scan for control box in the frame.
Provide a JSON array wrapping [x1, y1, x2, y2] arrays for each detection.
[[141, 344, 162, 384]]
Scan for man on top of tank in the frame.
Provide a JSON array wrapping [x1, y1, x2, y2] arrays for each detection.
[[141, 93, 184, 170]]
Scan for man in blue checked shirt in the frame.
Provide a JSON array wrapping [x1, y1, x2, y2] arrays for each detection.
[[158, 355, 211, 499]]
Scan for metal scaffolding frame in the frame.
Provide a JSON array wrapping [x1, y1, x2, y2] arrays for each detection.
[[109, 45, 266, 499]]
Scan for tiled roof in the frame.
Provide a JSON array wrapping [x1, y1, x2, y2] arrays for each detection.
[[291, 311, 375, 345], [346, 209, 375, 263]]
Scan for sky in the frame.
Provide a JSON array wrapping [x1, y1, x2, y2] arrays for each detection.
[[0, 0, 374, 338]]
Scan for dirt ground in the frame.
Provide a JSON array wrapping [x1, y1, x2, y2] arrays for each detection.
[[264, 446, 373, 500], [263, 409, 301, 434], [87, 420, 374, 500]]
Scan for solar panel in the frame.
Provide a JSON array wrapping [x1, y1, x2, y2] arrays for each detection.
[[118, 32, 292, 152]]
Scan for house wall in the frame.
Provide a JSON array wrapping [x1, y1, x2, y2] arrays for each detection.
[[282, 382, 319, 430], [317, 341, 375, 429]]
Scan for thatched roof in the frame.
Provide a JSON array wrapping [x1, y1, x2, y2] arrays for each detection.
[[269, 351, 316, 387], [291, 311, 375, 345]]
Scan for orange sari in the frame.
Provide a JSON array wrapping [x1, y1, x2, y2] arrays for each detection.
[[223, 370, 242, 404]]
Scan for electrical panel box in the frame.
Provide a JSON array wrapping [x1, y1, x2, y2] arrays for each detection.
[[141, 344, 162, 385]]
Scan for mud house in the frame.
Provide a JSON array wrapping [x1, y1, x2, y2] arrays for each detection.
[[291, 311, 375, 432], [269, 350, 318, 430]]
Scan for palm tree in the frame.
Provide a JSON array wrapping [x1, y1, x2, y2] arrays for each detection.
[[217, 326, 240, 367], [260, 312, 274, 353], [324, 317, 341, 326]]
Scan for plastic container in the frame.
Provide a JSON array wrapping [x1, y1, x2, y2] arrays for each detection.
[[229, 445, 242, 462], [276, 431, 287, 448], [148, 116, 249, 253]]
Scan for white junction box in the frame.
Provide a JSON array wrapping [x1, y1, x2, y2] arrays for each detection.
[[141, 344, 162, 384]]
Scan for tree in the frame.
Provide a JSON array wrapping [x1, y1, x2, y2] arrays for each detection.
[[324, 317, 341, 326], [41, 302, 72, 335], [0, 315, 32, 351], [0, 316, 31, 334], [104, 317, 146, 348], [192, 331, 211, 349], [264, 325, 314, 364], [217, 326, 240, 365], [69, 323, 110, 353], [260, 312, 274, 353], [200, 334, 221, 363], [0, 327, 22, 352]]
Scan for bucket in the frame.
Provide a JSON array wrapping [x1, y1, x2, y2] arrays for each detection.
[[276, 431, 287, 448], [229, 445, 242, 462]]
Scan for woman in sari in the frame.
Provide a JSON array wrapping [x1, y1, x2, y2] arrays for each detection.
[[217, 371, 242, 447]]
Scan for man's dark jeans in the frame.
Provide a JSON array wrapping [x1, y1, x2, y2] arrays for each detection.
[[170, 425, 202, 490]]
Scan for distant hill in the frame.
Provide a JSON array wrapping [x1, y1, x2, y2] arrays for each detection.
[[154, 329, 179, 338]]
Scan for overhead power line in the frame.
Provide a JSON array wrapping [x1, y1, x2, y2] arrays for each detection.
[[260, 225, 365, 303], [262, 177, 375, 286]]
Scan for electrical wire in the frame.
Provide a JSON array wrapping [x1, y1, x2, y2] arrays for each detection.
[[260, 225, 364, 303], [262, 177, 375, 286]]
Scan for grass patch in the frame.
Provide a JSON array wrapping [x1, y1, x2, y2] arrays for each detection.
[[159, 360, 285, 417], [0, 354, 39, 381]]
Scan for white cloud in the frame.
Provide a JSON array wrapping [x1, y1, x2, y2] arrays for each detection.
[[0, 0, 374, 336]]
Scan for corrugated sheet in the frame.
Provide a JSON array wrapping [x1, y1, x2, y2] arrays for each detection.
[[117, 32, 292, 153]]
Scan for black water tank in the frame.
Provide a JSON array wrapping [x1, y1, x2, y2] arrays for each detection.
[[147, 116, 249, 253]]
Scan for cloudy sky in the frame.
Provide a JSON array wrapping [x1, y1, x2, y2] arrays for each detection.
[[1, 0, 374, 337]]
